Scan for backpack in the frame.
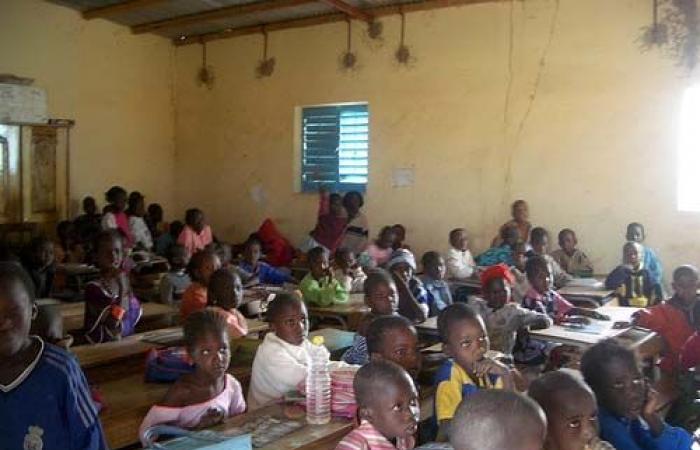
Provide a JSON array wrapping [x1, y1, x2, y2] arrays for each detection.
[[145, 347, 195, 383]]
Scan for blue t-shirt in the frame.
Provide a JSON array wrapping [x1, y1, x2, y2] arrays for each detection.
[[0, 338, 107, 450], [598, 407, 692, 450]]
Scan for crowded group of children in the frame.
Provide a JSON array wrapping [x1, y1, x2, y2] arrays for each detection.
[[2, 191, 700, 450]]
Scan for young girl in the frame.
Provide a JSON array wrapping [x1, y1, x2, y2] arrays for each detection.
[[388, 249, 428, 323], [159, 244, 192, 305], [127, 191, 153, 251], [446, 228, 476, 280], [207, 268, 248, 338], [0, 262, 107, 450], [301, 189, 347, 254], [420, 251, 452, 316], [391, 224, 409, 251], [299, 246, 348, 307], [180, 249, 221, 320], [177, 208, 214, 259], [100, 185, 133, 248], [139, 309, 246, 446], [360, 226, 396, 269], [84, 231, 142, 344], [333, 247, 367, 293], [338, 191, 369, 255]]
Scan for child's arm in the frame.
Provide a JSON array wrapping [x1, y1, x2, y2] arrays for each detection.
[[605, 266, 628, 290], [516, 306, 553, 331], [64, 357, 109, 450], [260, 263, 295, 285], [393, 274, 427, 323], [551, 259, 573, 288], [473, 358, 515, 391], [641, 386, 694, 449]]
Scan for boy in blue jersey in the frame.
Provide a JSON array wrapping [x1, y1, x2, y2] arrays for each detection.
[[0, 262, 107, 450]]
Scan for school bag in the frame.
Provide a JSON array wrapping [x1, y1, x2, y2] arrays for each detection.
[[142, 425, 252, 450], [145, 347, 195, 383]]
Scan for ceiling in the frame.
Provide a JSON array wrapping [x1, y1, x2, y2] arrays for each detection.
[[48, 0, 498, 46]]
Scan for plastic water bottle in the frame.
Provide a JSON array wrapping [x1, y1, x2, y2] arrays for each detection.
[[306, 335, 331, 424]]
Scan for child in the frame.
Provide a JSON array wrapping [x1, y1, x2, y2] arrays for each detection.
[[388, 249, 428, 323], [139, 309, 246, 445], [100, 185, 133, 248], [434, 303, 514, 441], [84, 231, 142, 344], [339, 191, 369, 254], [74, 196, 101, 251], [420, 251, 453, 316], [159, 245, 192, 305], [510, 241, 531, 303], [550, 228, 594, 277], [450, 390, 546, 450], [366, 315, 421, 379], [468, 264, 551, 358], [127, 191, 153, 251], [237, 238, 294, 286], [335, 360, 419, 450], [605, 242, 661, 307], [0, 262, 107, 450], [301, 189, 347, 254], [492, 200, 532, 246], [445, 228, 476, 280], [626, 222, 664, 287], [214, 242, 233, 270], [342, 269, 398, 365], [300, 246, 348, 306], [22, 236, 55, 298], [145, 203, 165, 239], [178, 208, 214, 259], [155, 220, 184, 257], [634, 265, 698, 374], [391, 224, 409, 251], [581, 339, 693, 450], [207, 268, 248, 338], [528, 227, 572, 289], [248, 293, 313, 409], [361, 226, 397, 269], [477, 224, 520, 266], [180, 249, 221, 320], [529, 369, 615, 450], [333, 247, 367, 293], [56, 221, 85, 264]]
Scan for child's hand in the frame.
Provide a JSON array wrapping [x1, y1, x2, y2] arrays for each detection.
[[473, 358, 510, 378], [642, 386, 662, 417], [196, 408, 224, 429]]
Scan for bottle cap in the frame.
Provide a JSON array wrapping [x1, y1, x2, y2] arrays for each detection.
[[311, 335, 325, 346]]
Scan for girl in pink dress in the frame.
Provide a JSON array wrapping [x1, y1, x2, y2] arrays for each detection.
[[100, 186, 133, 248], [207, 268, 248, 338]]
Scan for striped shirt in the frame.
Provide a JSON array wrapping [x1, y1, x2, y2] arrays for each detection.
[[335, 420, 414, 450]]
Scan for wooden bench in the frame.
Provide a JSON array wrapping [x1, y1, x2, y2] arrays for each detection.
[[46, 300, 178, 333]]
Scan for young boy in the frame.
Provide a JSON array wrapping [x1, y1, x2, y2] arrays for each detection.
[[342, 269, 398, 365], [300, 246, 348, 307], [468, 264, 551, 359], [626, 222, 664, 287], [477, 224, 520, 266], [248, 293, 313, 410], [22, 237, 55, 298], [528, 227, 572, 289], [445, 228, 476, 280], [335, 360, 419, 450], [388, 249, 428, 323], [550, 228, 594, 277], [605, 242, 661, 307], [238, 238, 294, 286], [159, 244, 192, 305], [366, 315, 421, 379], [581, 339, 693, 450], [529, 369, 615, 450], [450, 390, 546, 450], [155, 220, 184, 258], [0, 262, 107, 449], [333, 247, 367, 294], [634, 265, 698, 374], [434, 303, 514, 441], [207, 268, 248, 338], [420, 251, 453, 316]]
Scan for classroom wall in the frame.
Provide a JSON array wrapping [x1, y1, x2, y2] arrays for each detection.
[[0, 0, 176, 216]]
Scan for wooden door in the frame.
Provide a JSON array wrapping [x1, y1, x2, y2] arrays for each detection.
[[0, 125, 22, 224]]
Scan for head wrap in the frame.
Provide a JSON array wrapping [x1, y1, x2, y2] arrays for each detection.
[[480, 263, 515, 289], [387, 249, 416, 271]]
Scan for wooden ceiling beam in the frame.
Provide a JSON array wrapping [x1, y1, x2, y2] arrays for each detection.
[[132, 0, 318, 34], [82, 0, 168, 20], [174, 0, 504, 46], [319, 0, 372, 22]]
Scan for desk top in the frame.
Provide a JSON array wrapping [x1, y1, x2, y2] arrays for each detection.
[[307, 294, 368, 315], [55, 301, 177, 332]]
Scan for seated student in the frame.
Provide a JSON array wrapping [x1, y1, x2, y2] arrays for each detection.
[[0, 262, 107, 450], [335, 360, 419, 450], [139, 309, 246, 445], [300, 246, 348, 307], [301, 189, 347, 254], [366, 315, 421, 379], [84, 231, 142, 344], [605, 242, 661, 307], [56, 221, 85, 264], [634, 265, 698, 374], [74, 196, 102, 247], [627, 222, 664, 287], [391, 224, 409, 251], [214, 242, 233, 270], [420, 251, 453, 316], [159, 244, 192, 305], [127, 191, 153, 251], [145, 203, 165, 240], [450, 390, 546, 450], [22, 236, 55, 298], [342, 269, 398, 365], [477, 223, 520, 266], [338, 191, 369, 255], [468, 264, 551, 359], [248, 293, 314, 410], [528, 227, 572, 289], [180, 249, 221, 320], [101, 185, 133, 248], [237, 238, 294, 286], [178, 208, 214, 259], [529, 369, 615, 450], [434, 303, 514, 441], [333, 247, 367, 293], [445, 228, 476, 280], [388, 249, 428, 323], [492, 200, 533, 247], [155, 220, 184, 257], [581, 339, 693, 450], [550, 228, 594, 277], [510, 242, 531, 303], [207, 268, 248, 338], [360, 226, 397, 269]]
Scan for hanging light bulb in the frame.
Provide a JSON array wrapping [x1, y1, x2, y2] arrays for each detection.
[[341, 18, 357, 70], [197, 41, 215, 89], [395, 10, 411, 64], [256, 28, 276, 78]]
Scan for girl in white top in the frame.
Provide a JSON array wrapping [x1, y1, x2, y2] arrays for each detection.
[[126, 192, 153, 251], [446, 228, 476, 280]]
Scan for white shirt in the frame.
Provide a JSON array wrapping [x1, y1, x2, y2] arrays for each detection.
[[446, 247, 476, 280], [129, 216, 153, 250]]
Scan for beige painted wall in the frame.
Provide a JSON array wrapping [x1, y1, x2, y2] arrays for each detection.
[[0, 0, 176, 216], [173, 0, 700, 281]]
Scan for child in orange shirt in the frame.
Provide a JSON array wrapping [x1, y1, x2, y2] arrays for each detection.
[[207, 268, 248, 338], [180, 249, 221, 320]]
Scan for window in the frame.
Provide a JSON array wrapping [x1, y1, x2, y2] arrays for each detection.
[[300, 103, 369, 192], [678, 85, 700, 211]]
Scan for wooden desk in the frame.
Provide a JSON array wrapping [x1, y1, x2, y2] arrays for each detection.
[[558, 283, 615, 307], [415, 316, 438, 337], [55, 301, 177, 333], [307, 294, 369, 330]]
